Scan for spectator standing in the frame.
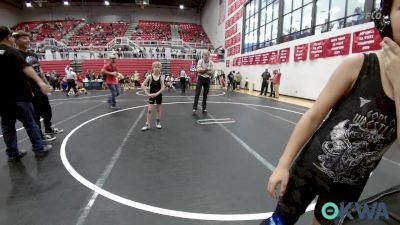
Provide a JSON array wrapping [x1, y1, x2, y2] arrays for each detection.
[[260, 69, 271, 96], [272, 69, 282, 98]]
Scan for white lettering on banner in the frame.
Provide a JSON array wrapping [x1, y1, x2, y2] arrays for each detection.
[[358, 40, 375, 46], [333, 41, 344, 46], [359, 30, 374, 36], [332, 46, 344, 51], [362, 46, 371, 50]]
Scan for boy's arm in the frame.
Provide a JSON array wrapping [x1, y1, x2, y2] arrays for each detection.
[[276, 54, 365, 169], [141, 76, 151, 96], [159, 76, 165, 94]]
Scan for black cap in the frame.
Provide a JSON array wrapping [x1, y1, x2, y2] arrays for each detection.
[[0, 26, 12, 41]]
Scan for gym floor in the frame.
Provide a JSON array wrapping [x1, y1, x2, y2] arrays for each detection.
[[0, 89, 399, 225]]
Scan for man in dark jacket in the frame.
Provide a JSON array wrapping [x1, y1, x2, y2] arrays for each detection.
[[260, 68, 271, 96]]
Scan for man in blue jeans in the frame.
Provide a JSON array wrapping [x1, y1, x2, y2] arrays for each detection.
[[101, 55, 120, 109], [0, 26, 52, 162]]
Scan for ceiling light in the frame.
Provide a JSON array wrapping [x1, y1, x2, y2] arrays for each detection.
[[180, 4, 184, 9], [26, 2, 32, 7], [104, 1, 110, 6], [64, 1, 69, 6]]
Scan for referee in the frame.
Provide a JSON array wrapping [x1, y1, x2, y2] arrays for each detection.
[[192, 51, 213, 114]]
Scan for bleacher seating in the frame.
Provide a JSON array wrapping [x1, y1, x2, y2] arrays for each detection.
[[69, 22, 129, 46], [178, 23, 211, 44], [82, 59, 157, 82], [131, 20, 172, 41], [39, 60, 72, 77], [13, 21, 41, 31], [170, 60, 197, 83], [12, 20, 82, 42], [131, 20, 210, 46], [39, 59, 197, 83], [12, 19, 211, 49]]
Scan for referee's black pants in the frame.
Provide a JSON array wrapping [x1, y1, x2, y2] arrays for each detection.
[[193, 76, 210, 111]]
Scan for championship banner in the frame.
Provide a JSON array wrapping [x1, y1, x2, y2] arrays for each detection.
[[294, 43, 309, 62], [310, 39, 328, 60], [248, 54, 255, 65], [325, 34, 351, 57], [242, 55, 249, 65], [278, 48, 290, 63], [352, 28, 382, 53], [237, 56, 242, 66], [254, 54, 262, 64], [235, 44, 240, 54], [261, 52, 270, 64], [268, 51, 278, 64]]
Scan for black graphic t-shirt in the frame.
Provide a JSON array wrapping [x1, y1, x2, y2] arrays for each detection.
[[20, 50, 42, 95], [294, 53, 397, 186], [0, 44, 32, 102]]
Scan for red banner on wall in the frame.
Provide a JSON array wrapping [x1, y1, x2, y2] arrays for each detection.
[[261, 52, 270, 64], [310, 40, 327, 60], [352, 28, 382, 53], [255, 54, 262, 64], [269, 51, 278, 64], [235, 44, 240, 54], [325, 34, 351, 57], [242, 55, 249, 65], [225, 23, 238, 39], [237, 57, 242, 66], [225, 6, 243, 29], [248, 55, 255, 65], [294, 44, 309, 62], [228, 0, 246, 16], [234, 33, 240, 43], [278, 48, 290, 63]]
